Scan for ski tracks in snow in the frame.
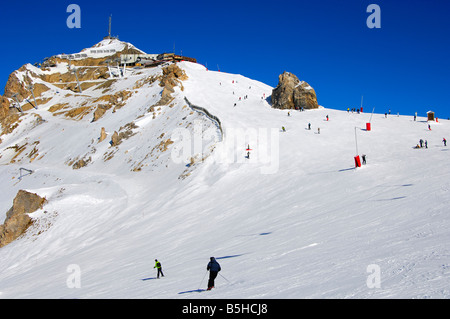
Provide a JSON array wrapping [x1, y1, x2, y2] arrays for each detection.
[[280, 243, 320, 257]]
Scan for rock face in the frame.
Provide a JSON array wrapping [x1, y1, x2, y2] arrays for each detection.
[[0, 190, 46, 248], [99, 127, 107, 143], [0, 95, 10, 118], [157, 64, 188, 106], [271, 71, 319, 110]]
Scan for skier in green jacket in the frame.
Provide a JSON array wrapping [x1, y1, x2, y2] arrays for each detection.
[[154, 259, 164, 278]]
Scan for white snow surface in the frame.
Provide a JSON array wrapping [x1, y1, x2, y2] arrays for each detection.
[[1, 60, 450, 299]]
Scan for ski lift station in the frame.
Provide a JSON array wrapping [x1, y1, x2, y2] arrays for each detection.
[[120, 54, 159, 65]]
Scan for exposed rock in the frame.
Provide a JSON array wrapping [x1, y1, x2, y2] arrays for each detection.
[[3, 70, 28, 101], [110, 131, 120, 146], [72, 157, 91, 169], [271, 71, 319, 110], [0, 94, 20, 138], [99, 127, 107, 142], [156, 64, 188, 106], [93, 105, 109, 122], [0, 95, 10, 120], [0, 190, 46, 248]]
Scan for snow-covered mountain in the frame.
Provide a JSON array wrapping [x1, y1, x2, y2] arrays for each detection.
[[0, 39, 450, 299]]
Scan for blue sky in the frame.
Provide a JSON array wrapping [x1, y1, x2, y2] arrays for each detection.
[[0, 0, 449, 118]]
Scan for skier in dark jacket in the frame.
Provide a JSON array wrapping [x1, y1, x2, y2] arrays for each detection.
[[206, 257, 221, 290]]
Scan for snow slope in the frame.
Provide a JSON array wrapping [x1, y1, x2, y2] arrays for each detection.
[[0, 59, 450, 299]]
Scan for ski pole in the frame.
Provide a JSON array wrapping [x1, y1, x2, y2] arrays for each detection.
[[198, 270, 208, 289], [219, 272, 230, 283]]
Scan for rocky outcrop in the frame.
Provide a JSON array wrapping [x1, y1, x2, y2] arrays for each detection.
[[92, 90, 133, 121], [157, 64, 188, 106], [0, 94, 21, 141], [99, 127, 107, 143], [110, 131, 120, 146], [271, 71, 319, 110], [0, 190, 46, 248], [0, 95, 10, 120]]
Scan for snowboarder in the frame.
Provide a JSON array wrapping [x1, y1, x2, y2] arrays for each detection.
[[206, 257, 221, 290], [154, 259, 164, 278], [443, 138, 447, 146]]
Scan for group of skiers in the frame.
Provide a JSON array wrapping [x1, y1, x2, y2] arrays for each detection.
[[414, 138, 447, 149], [152, 257, 221, 291]]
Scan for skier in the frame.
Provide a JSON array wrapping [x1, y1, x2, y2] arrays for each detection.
[[282, 126, 286, 132], [154, 259, 164, 278], [317, 127, 320, 134], [308, 123, 311, 130], [206, 257, 221, 290], [326, 115, 329, 121], [425, 140, 428, 148], [362, 154, 367, 165], [443, 138, 447, 146], [419, 139, 423, 148]]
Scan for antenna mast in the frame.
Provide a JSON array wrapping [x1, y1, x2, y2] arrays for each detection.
[[108, 15, 112, 38]]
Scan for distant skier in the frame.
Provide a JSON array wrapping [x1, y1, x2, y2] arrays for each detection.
[[428, 124, 431, 130], [425, 140, 428, 148], [317, 127, 320, 134], [282, 126, 286, 132], [326, 115, 329, 121], [419, 139, 423, 148], [443, 138, 447, 146], [308, 123, 311, 130], [154, 259, 164, 278], [206, 257, 221, 290], [362, 154, 367, 165]]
